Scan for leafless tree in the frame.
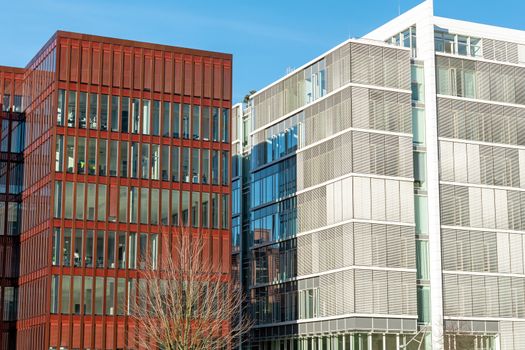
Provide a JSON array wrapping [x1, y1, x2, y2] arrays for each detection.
[[130, 231, 252, 350]]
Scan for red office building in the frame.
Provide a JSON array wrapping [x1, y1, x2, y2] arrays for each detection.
[[0, 31, 232, 349]]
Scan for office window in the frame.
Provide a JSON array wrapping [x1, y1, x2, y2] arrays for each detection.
[[470, 37, 482, 57], [87, 184, 96, 220], [161, 189, 169, 225], [51, 276, 59, 313], [131, 98, 140, 134], [66, 136, 75, 173], [172, 103, 180, 138], [202, 193, 209, 228], [74, 230, 83, 267], [57, 89, 65, 126], [101, 94, 109, 131], [130, 187, 138, 223], [63, 228, 72, 266], [87, 138, 97, 175], [222, 108, 229, 142], [142, 99, 151, 135], [98, 140, 107, 176], [109, 140, 118, 176], [222, 194, 229, 229], [67, 91, 77, 127], [172, 146, 179, 182], [202, 149, 209, 184], [119, 186, 128, 223], [120, 141, 128, 177], [182, 147, 190, 182], [55, 135, 64, 172], [192, 149, 200, 183], [416, 240, 430, 280], [77, 137, 86, 174], [86, 230, 94, 267], [182, 104, 190, 139], [96, 231, 105, 267], [131, 142, 139, 178], [76, 183, 85, 220], [111, 96, 119, 132], [117, 278, 126, 315], [412, 108, 426, 146], [141, 144, 150, 179], [79, 92, 87, 128], [417, 286, 431, 324], [61, 275, 71, 314], [84, 277, 93, 315], [182, 191, 189, 226], [151, 144, 160, 180], [129, 233, 137, 269], [152, 100, 160, 136], [202, 106, 210, 140], [121, 96, 129, 132], [162, 101, 170, 137], [212, 150, 219, 185], [89, 93, 98, 129], [98, 184, 107, 221], [151, 188, 159, 225], [161, 145, 169, 181], [64, 182, 73, 219], [108, 231, 116, 269], [192, 105, 200, 140], [458, 35, 468, 56], [150, 234, 158, 270], [140, 188, 149, 224], [172, 190, 180, 226], [212, 107, 219, 141], [73, 277, 81, 315], [52, 228, 60, 266], [191, 192, 200, 228], [54, 181, 62, 218], [212, 193, 219, 229], [222, 151, 229, 185], [117, 232, 127, 269], [95, 277, 104, 315]]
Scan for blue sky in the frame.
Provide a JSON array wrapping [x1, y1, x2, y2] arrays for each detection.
[[2, 0, 524, 103]]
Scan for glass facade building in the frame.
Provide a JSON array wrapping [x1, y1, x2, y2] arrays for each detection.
[[0, 31, 232, 349], [234, 1, 525, 349]]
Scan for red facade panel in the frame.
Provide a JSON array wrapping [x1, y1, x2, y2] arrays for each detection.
[[3, 31, 232, 350]]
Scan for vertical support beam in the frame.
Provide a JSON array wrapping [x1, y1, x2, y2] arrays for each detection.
[[415, 1, 444, 349]]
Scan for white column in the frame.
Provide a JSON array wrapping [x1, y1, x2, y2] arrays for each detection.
[[415, 1, 444, 349]]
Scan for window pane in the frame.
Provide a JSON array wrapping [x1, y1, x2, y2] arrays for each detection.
[[202, 106, 210, 140], [110, 140, 118, 176], [55, 135, 63, 172], [222, 194, 229, 229], [161, 145, 169, 181], [172, 103, 180, 138], [151, 188, 159, 225], [117, 232, 127, 269], [202, 149, 209, 184], [54, 181, 62, 218], [57, 89, 65, 126], [130, 142, 139, 178], [66, 136, 75, 173], [96, 231, 105, 268], [151, 144, 160, 180], [52, 228, 60, 266], [120, 141, 128, 177], [191, 192, 199, 228], [121, 96, 129, 132], [182, 147, 190, 183], [202, 193, 209, 228], [87, 138, 97, 175], [142, 99, 151, 135], [87, 184, 96, 220], [192, 105, 200, 140], [101, 94, 109, 131], [64, 182, 73, 219], [222, 108, 229, 142], [106, 277, 115, 315], [84, 276, 93, 315], [79, 92, 87, 128], [212, 150, 219, 185], [172, 190, 180, 226], [129, 233, 137, 269], [182, 191, 189, 226], [76, 183, 85, 220], [162, 101, 170, 137], [77, 137, 86, 174], [86, 230, 94, 267], [161, 189, 169, 225], [98, 184, 107, 221], [73, 276, 82, 314], [140, 188, 149, 224], [111, 96, 119, 132], [192, 149, 200, 183], [152, 100, 160, 136], [89, 93, 98, 129], [182, 104, 190, 139], [130, 187, 138, 223], [212, 193, 219, 229], [131, 98, 140, 134], [98, 140, 107, 176], [141, 144, 150, 179], [61, 275, 71, 314], [63, 228, 72, 266], [222, 151, 229, 185], [212, 107, 219, 141], [108, 231, 116, 268], [119, 186, 128, 223], [67, 91, 76, 127], [95, 277, 104, 315], [171, 146, 179, 182]]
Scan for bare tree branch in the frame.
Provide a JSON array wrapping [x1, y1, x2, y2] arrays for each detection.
[[130, 230, 252, 350]]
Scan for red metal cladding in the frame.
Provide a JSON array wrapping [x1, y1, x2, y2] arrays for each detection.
[[0, 31, 232, 350]]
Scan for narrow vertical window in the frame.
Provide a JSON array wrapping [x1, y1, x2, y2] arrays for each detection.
[[111, 95, 119, 132], [222, 151, 229, 185], [192, 105, 200, 140], [98, 184, 107, 221], [171, 146, 179, 182], [131, 98, 140, 134], [162, 101, 170, 137], [62, 275, 71, 314], [182, 147, 190, 182], [129, 233, 137, 269], [119, 186, 128, 223], [151, 144, 160, 180], [202, 149, 209, 184], [66, 136, 75, 173], [192, 149, 200, 183], [86, 230, 94, 267], [67, 91, 77, 127], [64, 182, 74, 219], [172, 103, 180, 138], [87, 138, 97, 175], [152, 100, 160, 136], [55, 135, 64, 172], [96, 231, 105, 268], [84, 277, 93, 315], [201, 193, 209, 228], [142, 99, 151, 135], [117, 232, 127, 269], [222, 194, 229, 229], [171, 190, 180, 226], [54, 181, 62, 215], [151, 189, 159, 225], [161, 189, 169, 225], [161, 145, 169, 181], [95, 277, 104, 315], [182, 104, 190, 139], [52, 228, 60, 266], [77, 137, 86, 174], [89, 93, 98, 129], [120, 141, 128, 177], [212, 150, 219, 185], [212, 107, 219, 141], [74, 229, 83, 267], [191, 192, 200, 228], [130, 187, 138, 223], [121, 96, 129, 133], [202, 106, 210, 140], [108, 231, 116, 268], [57, 90, 65, 126], [76, 183, 85, 220], [100, 94, 109, 131], [130, 142, 139, 178], [109, 140, 118, 176], [141, 144, 150, 179], [222, 108, 229, 142], [212, 193, 219, 229], [182, 191, 189, 226], [140, 188, 149, 224], [79, 92, 87, 128], [98, 140, 107, 176], [87, 184, 96, 221], [63, 228, 72, 266]]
